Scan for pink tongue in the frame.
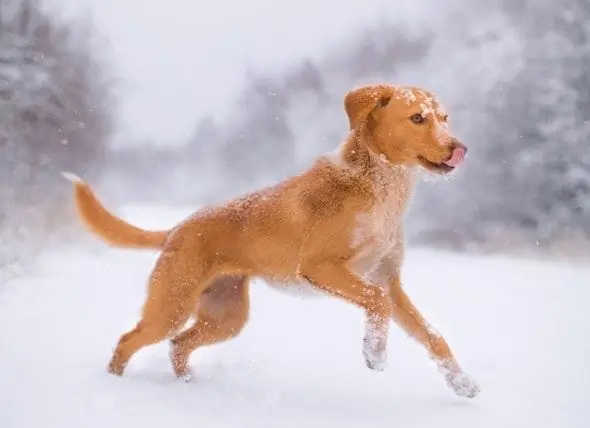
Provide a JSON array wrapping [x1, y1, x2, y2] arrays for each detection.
[[444, 147, 465, 167]]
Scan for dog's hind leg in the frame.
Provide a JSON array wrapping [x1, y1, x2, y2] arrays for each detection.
[[107, 252, 214, 377], [170, 275, 250, 381]]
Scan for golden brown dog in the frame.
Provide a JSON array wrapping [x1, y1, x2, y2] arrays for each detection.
[[64, 83, 480, 398]]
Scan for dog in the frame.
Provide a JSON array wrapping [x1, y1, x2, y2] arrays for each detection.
[[64, 83, 480, 398]]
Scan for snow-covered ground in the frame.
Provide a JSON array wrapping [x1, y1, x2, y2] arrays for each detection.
[[1, 206, 590, 428]]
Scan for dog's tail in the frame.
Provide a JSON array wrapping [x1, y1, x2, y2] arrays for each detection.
[[62, 172, 169, 250]]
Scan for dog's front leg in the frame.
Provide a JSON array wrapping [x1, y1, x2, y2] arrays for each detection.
[[301, 262, 392, 372], [383, 268, 480, 398]]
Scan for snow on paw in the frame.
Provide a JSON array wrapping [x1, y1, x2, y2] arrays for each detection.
[[176, 371, 194, 383], [363, 339, 387, 371], [445, 371, 480, 398]]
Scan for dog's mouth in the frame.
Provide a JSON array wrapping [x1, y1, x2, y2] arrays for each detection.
[[418, 145, 466, 174], [417, 156, 456, 173]]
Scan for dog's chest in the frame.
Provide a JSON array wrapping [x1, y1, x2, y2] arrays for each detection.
[[348, 168, 415, 282], [354, 196, 401, 248], [349, 198, 402, 279]]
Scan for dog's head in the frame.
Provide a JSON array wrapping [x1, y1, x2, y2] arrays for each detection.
[[344, 84, 467, 174]]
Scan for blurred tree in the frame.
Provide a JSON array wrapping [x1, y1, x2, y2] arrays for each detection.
[[182, 24, 433, 201], [220, 73, 294, 186], [475, 0, 590, 244], [0, 0, 115, 271]]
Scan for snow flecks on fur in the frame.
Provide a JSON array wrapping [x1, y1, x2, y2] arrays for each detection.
[[419, 95, 447, 118], [363, 313, 388, 371], [433, 119, 452, 146], [435, 102, 448, 118], [420, 100, 435, 117], [392, 86, 447, 119], [424, 320, 442, 340], [395, 86, 417, 104], [379, 153, 390, 165], [323, 139, 347, 167]]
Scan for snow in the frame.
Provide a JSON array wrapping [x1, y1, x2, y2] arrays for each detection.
[[2, 205, 590, 427]]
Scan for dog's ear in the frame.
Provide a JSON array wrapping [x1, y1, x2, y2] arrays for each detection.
[[344, 85, 392, 130]]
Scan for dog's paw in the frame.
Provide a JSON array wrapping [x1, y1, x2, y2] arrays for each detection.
[[107, 359, 125, 377], [444, 371, 480, 398], [363, 339, 387, 372], [175, 371, 194, 383], [364, 351, 387, 371]]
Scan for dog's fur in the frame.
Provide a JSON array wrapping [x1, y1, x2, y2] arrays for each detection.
[[65, 84, 480, 398]]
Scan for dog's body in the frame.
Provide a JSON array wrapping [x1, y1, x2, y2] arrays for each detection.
[[66, 84, 480, 398]]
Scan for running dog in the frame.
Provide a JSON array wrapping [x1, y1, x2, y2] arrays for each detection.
[[64, 83, 480, 398]]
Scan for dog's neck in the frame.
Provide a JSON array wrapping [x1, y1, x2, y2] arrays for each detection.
[[324, 128, 417, 213], [341, 128, 416, 188]]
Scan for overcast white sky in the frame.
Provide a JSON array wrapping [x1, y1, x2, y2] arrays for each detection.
[[49, 0, 421, 146]]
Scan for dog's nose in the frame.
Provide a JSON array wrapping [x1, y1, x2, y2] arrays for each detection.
[[451, 139, 468, 155]]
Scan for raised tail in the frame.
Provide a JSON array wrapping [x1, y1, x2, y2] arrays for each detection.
[[62, 172, 169, 249]]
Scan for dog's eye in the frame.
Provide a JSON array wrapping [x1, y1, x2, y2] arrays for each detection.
[[411, 114, 424, 124], [442, 114, 449, 122]]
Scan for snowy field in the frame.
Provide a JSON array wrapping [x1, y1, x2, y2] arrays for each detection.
[[1, 206, 590, 428]]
